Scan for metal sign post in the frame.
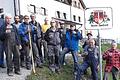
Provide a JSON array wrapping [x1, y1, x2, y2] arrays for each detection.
[[84, 7, 113, 80], [98, 29, 102, 80]]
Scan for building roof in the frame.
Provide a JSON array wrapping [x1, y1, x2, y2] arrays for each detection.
[[79, 0, 86, 9]]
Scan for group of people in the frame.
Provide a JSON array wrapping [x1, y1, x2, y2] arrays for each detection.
[[0, 13, 120, 80], [0, 14, 50, 76]]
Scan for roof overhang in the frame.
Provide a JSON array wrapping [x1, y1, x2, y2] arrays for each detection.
[[52, 17, 83, 26]]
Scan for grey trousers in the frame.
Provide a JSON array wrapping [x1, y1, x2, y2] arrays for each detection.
[[22, 44, 31, 68], [47, 45, 60, 67], [42, 40, 48, 61], [36, 39, 43, 63], [32, 42, 42, 66], [5, 44, 20, 73]]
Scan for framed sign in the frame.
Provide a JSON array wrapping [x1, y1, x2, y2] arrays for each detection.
[[85, 7, 113, 30]]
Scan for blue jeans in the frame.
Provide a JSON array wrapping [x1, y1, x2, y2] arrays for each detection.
[[0, 40, 4, 65], [76, 61, 98, 80], [60, 48, 78, 71]]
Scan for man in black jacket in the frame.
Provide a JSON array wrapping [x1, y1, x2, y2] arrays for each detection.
[[44, 20, 61, 73], [30, 14, 43, 63], [0, 14, 21, 76]]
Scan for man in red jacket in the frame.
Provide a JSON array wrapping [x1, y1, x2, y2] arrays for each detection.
[[103, 41, 120, 80]]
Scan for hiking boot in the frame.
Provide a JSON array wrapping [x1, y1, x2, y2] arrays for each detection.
[[8, 72, 14, 76], [0, 64, 6, 68], [37, 65, 43, 68], [15, 71, 21, 75], [26, 66, 31, 70], [49, 64, 55, 73], [21, 62, 25, 67]]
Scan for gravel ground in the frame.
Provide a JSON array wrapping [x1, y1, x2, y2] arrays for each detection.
[[0, 67, 31, 80]]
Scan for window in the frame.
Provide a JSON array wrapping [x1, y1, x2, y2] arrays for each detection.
[[63, 13, 67, 19], [28, 4, 36, 13], [0, 14, 4, 19], [73, 15, 76, 21], [57, 11, 60, 18], [41, 7, 47, 15], [30, 4, 36, 13], [61, 0, 65, 2], [64, 0, 69, 4], [68, 0, 72, 5], [55, 0, 60, 1], [73, 1, 77, 7], [78, 3, 80, 8], [78, 16, 81, 22], [0, 8, 3, 13]]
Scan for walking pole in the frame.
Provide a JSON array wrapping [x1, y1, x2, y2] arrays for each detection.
[[28, 25, 36, 73]]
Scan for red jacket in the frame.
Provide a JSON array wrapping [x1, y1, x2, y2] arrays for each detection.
[[103, 48, 120, 72]]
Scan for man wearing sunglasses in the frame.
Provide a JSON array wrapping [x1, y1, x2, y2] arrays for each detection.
[[19, 15, 42, 70]]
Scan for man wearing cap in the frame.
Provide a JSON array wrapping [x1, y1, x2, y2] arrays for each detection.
[[82, 32, 93, 75], [82, 33, 93, 49], [0, 14, 21, 76], [103, 41, 120, 80], [60, 25, 82, 73], [41, 17, 50, 61], [44, 19, 61, 73]]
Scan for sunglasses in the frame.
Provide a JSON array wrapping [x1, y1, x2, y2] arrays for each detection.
[[15, 18, 19, 19], [25, 18, 29, 19]]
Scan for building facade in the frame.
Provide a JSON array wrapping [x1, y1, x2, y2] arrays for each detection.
[[0, 0, 86, 36]]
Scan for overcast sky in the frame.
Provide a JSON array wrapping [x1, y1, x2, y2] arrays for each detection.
[[83, 0, 120, 40]]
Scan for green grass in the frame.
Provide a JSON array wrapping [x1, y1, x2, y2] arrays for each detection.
[[27, 44, 120, 80], [27, 59, 74, 80]]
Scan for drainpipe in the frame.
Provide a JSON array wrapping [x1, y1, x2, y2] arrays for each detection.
[[70, 0, 72, 22], [18, 0, 21, 15], [14, 0, 17, 16], [13, 0, 21, 15]]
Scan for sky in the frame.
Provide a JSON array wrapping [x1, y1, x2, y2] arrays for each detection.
[[83, 0, 120, 40]]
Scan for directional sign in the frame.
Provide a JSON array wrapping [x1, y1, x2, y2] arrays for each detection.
[[85, 7, 113, 30]]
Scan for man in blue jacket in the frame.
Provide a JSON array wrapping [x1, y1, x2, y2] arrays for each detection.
[[60, 25, 82, 73], [19, 15, 42, 70]]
